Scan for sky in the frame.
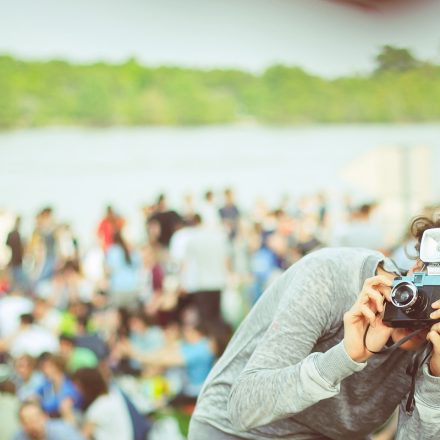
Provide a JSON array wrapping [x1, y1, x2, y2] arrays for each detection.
[[0, 0, 439, 77]]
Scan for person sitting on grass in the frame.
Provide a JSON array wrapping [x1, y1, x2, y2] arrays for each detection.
[[35, 353, 82, 417], [118, 309, 216, 405]]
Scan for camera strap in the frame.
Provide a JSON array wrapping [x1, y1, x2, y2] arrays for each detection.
[[363, 324, 433, 416], [362, 325, 426, 355], [404, 344, 432, 415]]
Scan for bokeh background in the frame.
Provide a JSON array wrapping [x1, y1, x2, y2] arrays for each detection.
[[1, 0, 440, 246], [1, 1, 440, 439]]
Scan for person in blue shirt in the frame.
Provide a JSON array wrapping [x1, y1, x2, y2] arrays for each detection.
[[36, 353, 82, 416], [14, 355, 45, 402], [179, 325, 215, 397], [106, 231, 141, 308], [118, 312, 216, 401]]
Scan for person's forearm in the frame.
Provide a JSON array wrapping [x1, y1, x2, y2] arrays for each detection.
[[81, 422, 95, 439], [60, 399, 77, 427], [228, 341, 365, 431]]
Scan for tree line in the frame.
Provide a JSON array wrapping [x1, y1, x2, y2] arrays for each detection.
[[0, 45, 439, 128]]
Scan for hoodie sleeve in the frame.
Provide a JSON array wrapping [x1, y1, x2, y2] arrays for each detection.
[[396, 364, 440, 440], [227, 252, 366, 431]]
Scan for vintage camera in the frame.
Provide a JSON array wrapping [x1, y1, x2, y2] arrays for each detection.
[[383, 228, 440, 328]]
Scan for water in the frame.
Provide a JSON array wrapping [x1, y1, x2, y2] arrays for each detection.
[[1, 123, 439, 245]]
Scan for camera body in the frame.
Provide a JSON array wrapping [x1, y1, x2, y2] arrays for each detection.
[[383, 272, 440, 328]]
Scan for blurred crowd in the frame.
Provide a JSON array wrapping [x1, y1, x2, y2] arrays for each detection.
[[0, 189, 437, 440]]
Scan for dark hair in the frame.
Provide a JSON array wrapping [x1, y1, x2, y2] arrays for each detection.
[[55, 260, 80, 277], [0, 379, 16, 394], [192, 213, 202, 225], [20, 313, 34, 325], [40, 206, 53, 216], [129, 311, 154, 327], [359, 203, 373, 216], [16, 354, 37, 369], [72, 368, 108, 410], [113, 231, 132, 265], [116, 307, 131, 337], [62, 260, 80, 273], [411, 216, 440, 255], [76, 315, 89, 330], [157, 193, 165, 205], [203, 321, 233, 357], [38, 353, 66, 373], [59, 334, 75, 345]]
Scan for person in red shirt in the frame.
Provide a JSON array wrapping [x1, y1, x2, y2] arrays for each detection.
[[97, 206, 124, 251]]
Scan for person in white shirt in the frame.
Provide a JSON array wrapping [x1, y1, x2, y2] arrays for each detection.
[[335, 202, 386, 252], [199, 191, 222, 230], [71, 368, 134, 440], [0, 292, 33, 338], [180, 214, 229, 324], [33, 298, 61, 335], [7, 314, 59, 358]]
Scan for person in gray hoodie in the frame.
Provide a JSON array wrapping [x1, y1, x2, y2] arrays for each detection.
[[189, 216, 440, 440]]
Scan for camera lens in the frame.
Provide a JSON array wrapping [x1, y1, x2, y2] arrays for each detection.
[[390, 281, 428, 318], [391, 282, 418, 308]]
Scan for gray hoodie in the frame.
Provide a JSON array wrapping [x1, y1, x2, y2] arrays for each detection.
[[190, 247, 440, 439]]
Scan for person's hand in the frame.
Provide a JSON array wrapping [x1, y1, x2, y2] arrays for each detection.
[[427, 300, 440, 376], [59, 398, 76, 425], [343, 275, 393, 363], [59, 397, 72, 415]]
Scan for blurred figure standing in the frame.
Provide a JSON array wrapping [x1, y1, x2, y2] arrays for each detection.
[[139, 245, 165, 312], [199, 191, 221, 230], [106, 231, 140, 308], [97, 205, 124, 252], [57, 224, 79, 267], [28, 207, 58, 285], [6, 216, 27, 291], [181, 192, 197, 224], [248, 223, 278, 305], [334, 202, 386, 253], [181, 214, 228, 325], [219, 188, 240, 241], [148, 194, 182, 248]]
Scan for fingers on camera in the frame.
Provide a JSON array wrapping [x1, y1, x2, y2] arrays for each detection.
[[360, 287, 384, 313], [360, 304, 376, 326]]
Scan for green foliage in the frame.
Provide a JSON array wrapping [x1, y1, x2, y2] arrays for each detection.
[[375, 45, 419, 73], [0, 46, 439, 128]]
